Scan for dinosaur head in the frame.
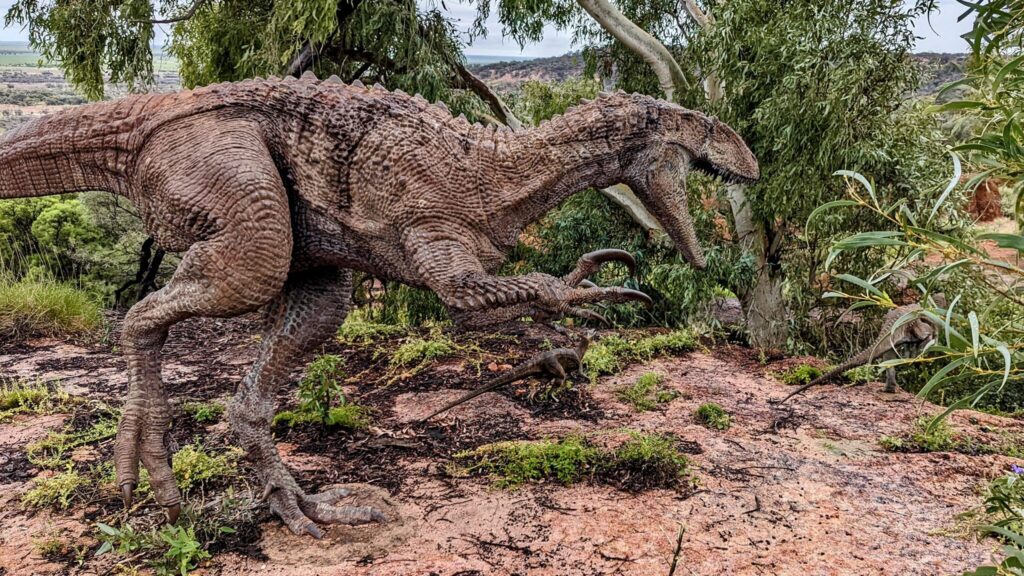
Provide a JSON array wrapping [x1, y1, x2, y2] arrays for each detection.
[[629, 106, 759, 270]]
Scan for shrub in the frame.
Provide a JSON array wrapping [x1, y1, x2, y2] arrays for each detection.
[[879, 416, 957, 453], [696, 403, 732, 430], [605, 432, 691, 490], [0, 276, 103, 339], [299, 354, 345, 424]]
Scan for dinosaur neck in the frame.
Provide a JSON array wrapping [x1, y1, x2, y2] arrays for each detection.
[[488, 100, 655, 247]]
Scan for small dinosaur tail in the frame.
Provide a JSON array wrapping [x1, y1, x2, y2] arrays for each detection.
[[418, 362, 540, 423]]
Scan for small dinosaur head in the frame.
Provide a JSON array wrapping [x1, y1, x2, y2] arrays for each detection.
[[628, 102, 759, 270]]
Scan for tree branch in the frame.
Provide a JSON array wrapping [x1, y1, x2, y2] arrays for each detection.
[[138, 0, 210, 24], [576, 0, 689, 101], [452, 63, 522, 130]]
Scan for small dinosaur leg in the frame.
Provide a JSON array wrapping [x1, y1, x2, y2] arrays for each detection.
[[229, 268, 385, 538], [883, 367, 898, 393]]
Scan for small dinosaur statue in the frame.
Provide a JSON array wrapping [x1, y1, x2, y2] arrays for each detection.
[[0, 73, 758, 536], [777, 295, 945, 404], [419, 331, 592, 422]]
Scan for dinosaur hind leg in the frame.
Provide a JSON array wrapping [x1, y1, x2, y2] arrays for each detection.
[[228, 268, 385, 538], [116, 160, 293, 521]]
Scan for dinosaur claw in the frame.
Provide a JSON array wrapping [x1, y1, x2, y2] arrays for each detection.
[[259, 482, 274, 502], [579, 279, 598, 289], [569, 307, 609, 325], [582, 249, 637, 276], [165, 503, 181, 525], [621, 288, 654, 308], [121, 483, 134, 508], [305, 524, 324, 539]]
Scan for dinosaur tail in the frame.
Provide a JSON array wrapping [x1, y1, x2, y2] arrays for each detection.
[[0, 100, 137, 200], [419, 363, 538, 422]]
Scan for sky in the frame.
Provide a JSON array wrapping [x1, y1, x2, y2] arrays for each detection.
[[0, 0, 975, 58]]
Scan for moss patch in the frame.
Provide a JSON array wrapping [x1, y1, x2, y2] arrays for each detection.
[[583, 329, 697, 382], [696, 403, 732, 431], [21, 469, 88, 509], [618, 372, 680, 411], [0, 380, 77, 423], [182, 401, 224, 424], [774, 364, 823, 386]]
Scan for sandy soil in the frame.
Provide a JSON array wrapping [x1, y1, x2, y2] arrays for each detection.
[[0, 317, 1018, 576]]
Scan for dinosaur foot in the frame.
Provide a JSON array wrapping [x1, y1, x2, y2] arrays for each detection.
[[264, 484, 387, 539], [115, 400, 181, 523]]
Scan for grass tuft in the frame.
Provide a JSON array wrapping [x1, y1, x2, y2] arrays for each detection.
[[696, 403, 731, 430], [618, 372, 680, 411], [390, 329, 455, 368], [606, 432, 691, 490], [0, 276, 103, 339], [880, 416, 956, 452], [171, 444, 242, 493]]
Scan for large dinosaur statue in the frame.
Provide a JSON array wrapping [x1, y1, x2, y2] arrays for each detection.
[[778, 295, 945, 404], [0, 73, 758, 537]]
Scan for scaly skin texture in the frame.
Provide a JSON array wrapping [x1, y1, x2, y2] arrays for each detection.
[[778, 299, 943, 404], [0, 72, 758, 536], [419, 332, 592, 422]]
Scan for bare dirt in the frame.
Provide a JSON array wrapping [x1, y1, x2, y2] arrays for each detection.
[[0, 314, 1019, 576]]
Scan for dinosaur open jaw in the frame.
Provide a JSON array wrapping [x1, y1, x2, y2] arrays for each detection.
[[691, 156, 758, 185]]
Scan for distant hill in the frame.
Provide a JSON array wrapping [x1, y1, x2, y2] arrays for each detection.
[[470, 52, 969, 96]]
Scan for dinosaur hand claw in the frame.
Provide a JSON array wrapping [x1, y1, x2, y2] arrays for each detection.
[[165, 503, 181, 525]]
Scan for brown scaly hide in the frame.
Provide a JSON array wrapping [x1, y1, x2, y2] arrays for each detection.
[[0, 72, 758, 536], [965, 176, 1005, 222]]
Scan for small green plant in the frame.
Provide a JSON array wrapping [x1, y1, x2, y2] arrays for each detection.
[[618, 372, 680, 411], [272, 404, 370, 430], [775, 364, 823, 386], [170, 444, 241, 493], [27, 415, 118, 468], [0, 380, 76, 422], [0, 276, 103, 339], [32, 532, 83, 563], [156, 524, 210, 576], [696, 403, 732, 431], [21, 468, 88, 509], [454, 435, 602, 488], [181, 401, 224, 424], [299, 354, 345, 423], [390, 329, 455, 369], [583, 329, 697, 382], [336, 307, 405, 345], [96, 521, 147, 558], [879, 416, 957, 453]]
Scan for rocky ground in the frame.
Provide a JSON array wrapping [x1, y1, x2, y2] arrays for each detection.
[[0, 314, 1019, 576]]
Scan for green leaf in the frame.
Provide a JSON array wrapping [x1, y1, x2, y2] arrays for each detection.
[[986, 525, 1024, 548], [969, 311, 980, 357], [97, 522, 119, 536], [928, 152, 961, 225], [835, 274, 883, 297], [833, 170, 877, 206], [805, 199, 860, 231], [993, 53, 1024, 94], [977, 232, 1024, 253], [927, 100, 988, 113], [917, 356, 970, 399], [95, 541, 112, 556]]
